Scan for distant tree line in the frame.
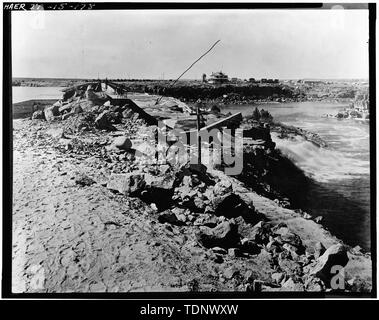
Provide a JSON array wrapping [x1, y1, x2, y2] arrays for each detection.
[[91, 79, 175, 82], [137, 84, 297, 101]]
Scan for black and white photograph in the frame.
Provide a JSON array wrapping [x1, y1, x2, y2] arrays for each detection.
[[2, 2, 375, 299]]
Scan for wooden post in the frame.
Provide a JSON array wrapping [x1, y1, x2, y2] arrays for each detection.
[[196, 103, 202, 164]]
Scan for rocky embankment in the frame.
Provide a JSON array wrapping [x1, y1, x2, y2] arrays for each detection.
[[12, 95, 372, 294], [235, 117, 324, 206], [120, 81, 304, 105], [269, 121, 328, 148]]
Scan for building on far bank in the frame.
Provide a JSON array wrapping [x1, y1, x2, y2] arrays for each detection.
[[230, 77, 243, 84], [301, 79, 326, 85], [208, 71, 229, 84], [261, 78, 279, 84]]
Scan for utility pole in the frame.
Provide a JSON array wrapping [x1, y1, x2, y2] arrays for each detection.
[[196, 103, 202, 164]]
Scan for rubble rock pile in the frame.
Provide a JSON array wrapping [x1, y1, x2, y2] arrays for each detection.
[[99, 158, 368, 292], [32, 87, 148, 136], [12, 84, 371, 294]]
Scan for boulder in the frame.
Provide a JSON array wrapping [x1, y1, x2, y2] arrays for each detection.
[[182, 175, 201, 188], [274, 227, 303, 252], [62, 112, 74, 120], [246, 280, 264, 292], [213, 180, 233, 196], [158, 164, 171, 175], [59, 103, 72, 114], [145, 174, 176, 191], [106, 173, 146, 195], [224, 266, 239, 280], [212, 255, 224, 264], [141, 174, 176, 210], [108, 111, 123, 124], [265, 240, 282, 255], [113, 136, 132, 151], [228, 248, 242, 258], [193, 197, 207, 211], [244, 270, 256, 283], [314, 216, 323, 224], [211, 247, 227, 255], [347, 276, 372, 293], [212, 193, 253, 219], [63, 89, 75, 101], [131, 113, 140, 122], [53, 100, 62, 107], [271, 272, 285, 284], [183, 163, 207, 175], [283, 243, 300, 259], [280, 278, 305, 291], [303, 212, 312, 220], [196, 221, 240, 249], [75, 173, 95, 187], [172, 175, 210, 212], [177, 162, 211, 184], [278, 255, 303, 276], [177, 196, 207, 213], [310, 244, 349, 285], [110, 105, 123, 113], [304, 276, 326, 292], [32, 110, 45, 120], [314, 242, 326, 259], [351, 245, 363, 255], [158, 210, 185, 226], [78, 100, 95, 112], [73, 104, 83, 114], [86, 87, 108, 104], [250, 221, 272, 245], [171, 207, 188, 216], [95, 111, 116, 131], [122, 108, 134, 119], [44, 105, 60, 121], [134, 140, 157, 163], [240, 238, 261, 254], [194, 214, 218, 228]]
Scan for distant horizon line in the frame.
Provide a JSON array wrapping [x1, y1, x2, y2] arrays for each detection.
[[13, 76, 369, 81]]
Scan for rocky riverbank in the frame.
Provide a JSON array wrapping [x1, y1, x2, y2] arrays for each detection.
[[12, 93, 372, 294], [269, 121, 328, 148], [128, 81, 305, 105]]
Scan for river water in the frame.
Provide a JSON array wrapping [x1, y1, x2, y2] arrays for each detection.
[[223, 102, 371, 251], [12, 86, 64, 103], [12, 87, 371, 251]]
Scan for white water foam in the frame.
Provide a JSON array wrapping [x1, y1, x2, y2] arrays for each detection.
[[271, 132, 370, 183]]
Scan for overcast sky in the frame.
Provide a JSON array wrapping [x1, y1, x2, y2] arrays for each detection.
[[12, 9, 369, 79]]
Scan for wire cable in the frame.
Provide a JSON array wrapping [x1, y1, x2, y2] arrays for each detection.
[[155, 40, 221, 104]]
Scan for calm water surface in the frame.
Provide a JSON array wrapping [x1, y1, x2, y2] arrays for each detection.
[[12, 86, 63, 103]]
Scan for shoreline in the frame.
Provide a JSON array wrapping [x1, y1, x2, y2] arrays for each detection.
[[12, 81, 355, 105], [269, 121, 328, 148]]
